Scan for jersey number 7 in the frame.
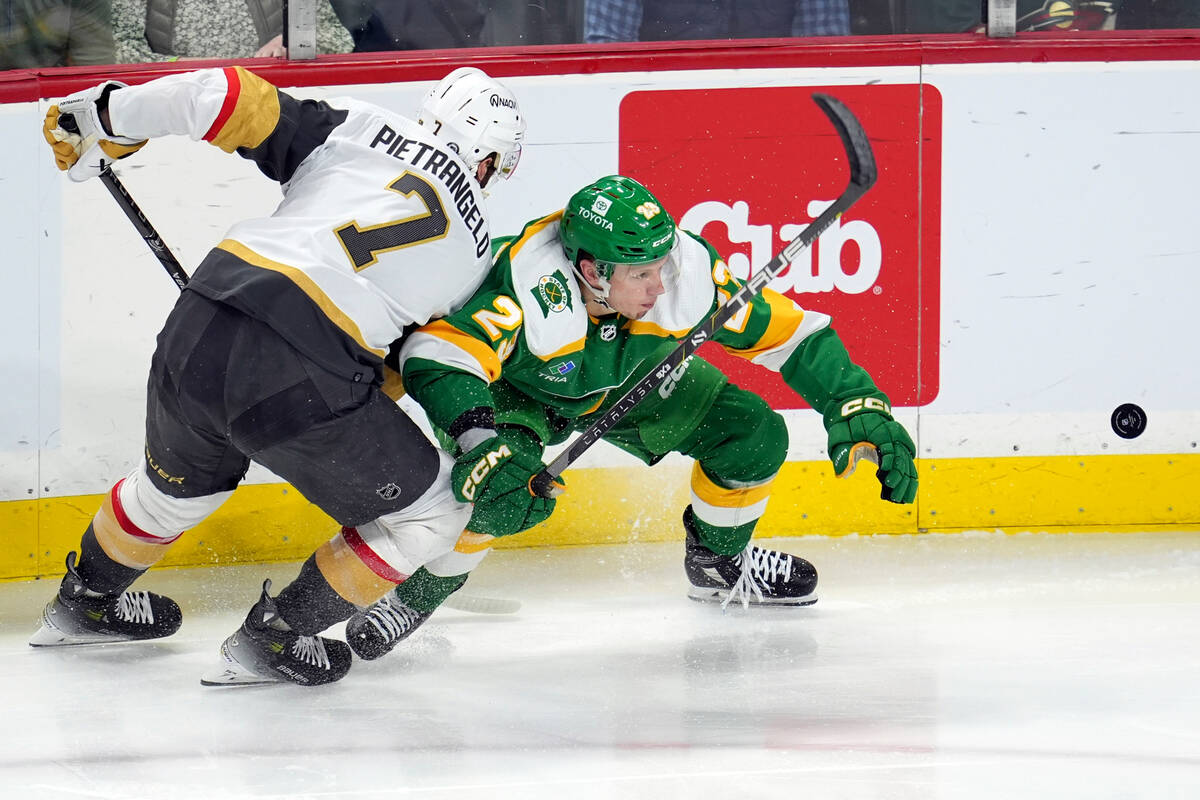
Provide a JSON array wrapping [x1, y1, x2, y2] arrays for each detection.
[[335, 172, 449, 270]]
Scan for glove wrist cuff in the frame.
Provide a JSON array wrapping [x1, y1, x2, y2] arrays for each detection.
[[449, 406, 497, 452]]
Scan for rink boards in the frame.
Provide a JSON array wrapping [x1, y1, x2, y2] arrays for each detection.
[[2, 37, 1198, 578]]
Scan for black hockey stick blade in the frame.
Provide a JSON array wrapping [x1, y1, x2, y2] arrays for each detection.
[[98, 167, 191, 291], [528, 92, 877, 498], [812, 93, 876, 191]]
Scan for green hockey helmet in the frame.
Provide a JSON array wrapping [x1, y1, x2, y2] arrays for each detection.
[[560, 176, 676, 296]]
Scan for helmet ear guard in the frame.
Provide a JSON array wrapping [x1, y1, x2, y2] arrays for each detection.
[[560, 175, 676, 300], [418, 67, 526, 185]]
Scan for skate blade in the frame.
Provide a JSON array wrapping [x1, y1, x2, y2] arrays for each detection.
[[687, 587, 819, 607], [200, 640, 284, 687], [200, 664, 282, 687], [29, 613, 125, 647], [29, 624, 115, 647]]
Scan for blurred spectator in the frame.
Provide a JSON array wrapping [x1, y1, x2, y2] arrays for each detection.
[[112, 0, 352, 63], [900, 0, 980, 32], [1, 0, 114, 68], [330, 0, 485, 51], [483, 0, 581, 46], [584, 0, 850, 42], [901, 1, 1116, 34], [1117, 0, 1200, 28]]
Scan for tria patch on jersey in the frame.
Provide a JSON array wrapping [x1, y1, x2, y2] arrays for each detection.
[[531, 270, 574, 317], [539, 360, 576, 383]]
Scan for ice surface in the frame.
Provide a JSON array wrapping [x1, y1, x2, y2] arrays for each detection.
[[2, 530, 1198, 799]]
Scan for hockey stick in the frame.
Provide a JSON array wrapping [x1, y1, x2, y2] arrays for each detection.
[[98, 167, 191, 290], [529, 92, 878, 498], [443, 593, 522, 614], [92, 165, 522, 614], [56, 108, 191, 289]]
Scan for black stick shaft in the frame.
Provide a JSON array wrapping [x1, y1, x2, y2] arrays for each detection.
[[98, 167, 190, 290], [529, 93, 877, 498]]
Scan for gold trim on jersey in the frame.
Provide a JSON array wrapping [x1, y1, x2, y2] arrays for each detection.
[[381, 365, 406, 401], [209, 67, 281, 154], [215, 239, 386, 359], [580, 392, 606, 416], [533, 336, 586, 362], [720, 289, 807, 360], [625, 318, 691, 338], [508, 211, 563, 261], [418, 320, 504, 381]]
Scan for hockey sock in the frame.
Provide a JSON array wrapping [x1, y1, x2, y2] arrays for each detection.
[[74, 524, 147, 596], [393, 567, 468, 613], [686, 508, 756, 557], [274, 555, 359, 636]]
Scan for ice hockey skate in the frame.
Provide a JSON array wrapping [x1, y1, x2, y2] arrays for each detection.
[[201, 580, 351, 687], [29, 552, 182, 646], [345, 591, 434, 661], [683, 507, 818, 608]]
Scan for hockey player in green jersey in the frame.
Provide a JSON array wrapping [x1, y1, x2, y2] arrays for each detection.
[[345, 174, 918, 660]]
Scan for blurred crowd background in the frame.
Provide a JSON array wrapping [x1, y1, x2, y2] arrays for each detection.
[[2, 1, 1198, 73]]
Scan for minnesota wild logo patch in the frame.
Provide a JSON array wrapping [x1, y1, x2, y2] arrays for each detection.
[[531, 270, 574, 317]]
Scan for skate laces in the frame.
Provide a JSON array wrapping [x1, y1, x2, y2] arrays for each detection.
[[724, 545, 794, 609], [114, 591, 155, 624], [363, 596, 422, 643], [291, 635, 332, 669]]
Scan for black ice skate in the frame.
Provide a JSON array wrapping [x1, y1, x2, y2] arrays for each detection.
[[29, 552, 182, 646], [683, 506, 818, 608], [345, 592, 433, 661], [200, 580, 351, 687]]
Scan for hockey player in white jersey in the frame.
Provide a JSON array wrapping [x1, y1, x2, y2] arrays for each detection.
[[32, 65, 547, 686]]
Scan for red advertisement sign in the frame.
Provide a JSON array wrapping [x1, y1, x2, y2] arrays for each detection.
[[619, 84, 940, 409]]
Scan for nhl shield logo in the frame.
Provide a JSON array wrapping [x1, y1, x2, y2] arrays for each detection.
[[376, 482, 402, 501], [600, 323, 617, 341]]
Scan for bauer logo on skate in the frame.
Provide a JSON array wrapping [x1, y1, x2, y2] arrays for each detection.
[[618, 83, 941, 409]]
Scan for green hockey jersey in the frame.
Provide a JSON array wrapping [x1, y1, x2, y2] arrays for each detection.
[[398, 208, 883, 441]]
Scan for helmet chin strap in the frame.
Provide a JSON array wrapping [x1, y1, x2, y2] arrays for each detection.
[[571, 261, 613, 308]]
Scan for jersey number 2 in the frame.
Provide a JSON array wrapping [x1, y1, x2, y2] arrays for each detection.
[[335, 172, 449, 270]]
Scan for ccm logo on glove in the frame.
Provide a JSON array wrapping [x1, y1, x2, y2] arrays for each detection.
[[839, 397, 890, 417], [459, 443, 513, 501]]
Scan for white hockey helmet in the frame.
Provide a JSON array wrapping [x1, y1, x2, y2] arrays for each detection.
[[417, 67, 526, 185]]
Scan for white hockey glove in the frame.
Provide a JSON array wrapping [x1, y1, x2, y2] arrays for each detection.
[[43, 81, 147, 182]]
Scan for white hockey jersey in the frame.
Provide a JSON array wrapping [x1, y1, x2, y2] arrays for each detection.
[[108, 66, 494, 375]]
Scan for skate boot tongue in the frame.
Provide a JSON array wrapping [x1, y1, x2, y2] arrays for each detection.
[[682, 508, 819, 608], [346, 593, 433, 661], [724, 545, 793, 609], [201, 579, 351, 687], [29, 551, 182, 647]]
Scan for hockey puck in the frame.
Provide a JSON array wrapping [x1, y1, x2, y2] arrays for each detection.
[[1110, 403, 1147, 439]]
